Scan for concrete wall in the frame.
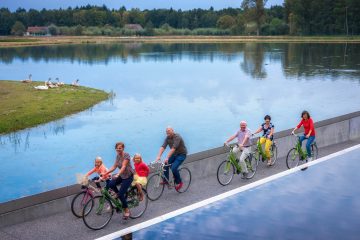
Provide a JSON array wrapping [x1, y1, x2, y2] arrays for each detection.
[[1, 111, 360, 228]]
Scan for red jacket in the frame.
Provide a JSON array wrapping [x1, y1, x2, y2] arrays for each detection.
[[134, 162, 149, 177], [297, 118, 316, 136]]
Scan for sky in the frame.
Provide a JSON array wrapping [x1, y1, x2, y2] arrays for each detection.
[[1, 0, 284, 11]]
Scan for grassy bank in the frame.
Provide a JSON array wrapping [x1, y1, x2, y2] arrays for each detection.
[[0, 80, 109, 134], [0, 36, 360, 48]]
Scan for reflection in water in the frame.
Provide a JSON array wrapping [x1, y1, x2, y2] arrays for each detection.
[[282, 43, 360, 80], [130, 151, 360, 239], [241, 43, 267, 79], [0, 42, 360, 203]]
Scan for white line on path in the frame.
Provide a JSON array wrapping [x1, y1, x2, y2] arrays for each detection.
[[96, 144, 360, 240]]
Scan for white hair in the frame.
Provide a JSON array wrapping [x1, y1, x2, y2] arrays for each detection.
[[240, 121, 247, 126]]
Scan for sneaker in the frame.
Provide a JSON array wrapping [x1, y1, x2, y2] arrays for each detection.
[[307, 157, 313, 162], [175, 182, 183, 191], [241, 172, 248, 179]]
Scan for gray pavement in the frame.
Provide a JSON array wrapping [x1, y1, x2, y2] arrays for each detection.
[[1, 138, 360, 240]]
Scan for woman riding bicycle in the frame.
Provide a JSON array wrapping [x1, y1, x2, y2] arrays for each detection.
[[253, 115, 275, 166], [291, 110, 316, 162], [104, 142, 134, 219]]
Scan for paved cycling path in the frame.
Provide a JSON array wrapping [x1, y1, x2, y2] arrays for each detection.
[[1, 139, 360, 240]]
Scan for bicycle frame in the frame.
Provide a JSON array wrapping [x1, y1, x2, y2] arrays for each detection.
[[93, 188, 123, 214], [225, 145, 256, 173], [226, 146, 243, 172], [150, 162, 176, 187], [256, 139, 267, 160], [293, 135, 309, 160]]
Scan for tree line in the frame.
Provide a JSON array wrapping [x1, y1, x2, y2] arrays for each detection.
[[1, 0, 359, 36]]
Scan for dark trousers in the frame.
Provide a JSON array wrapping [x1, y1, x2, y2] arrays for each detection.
[[164, 154, 186, 184], [92, 176, 110, 188], [107, 175, 133, 209]]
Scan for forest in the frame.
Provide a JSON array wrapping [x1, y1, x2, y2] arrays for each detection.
[[1, 0, 359, 36]]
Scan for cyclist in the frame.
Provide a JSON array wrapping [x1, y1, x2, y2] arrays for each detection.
[[291, 110, 316, 162], [104, 142, 134, 219], [253, 115, 275, 166], [224, 121, 252, 178], [156, 127, 187, 191], [85, 156, 111, 189]]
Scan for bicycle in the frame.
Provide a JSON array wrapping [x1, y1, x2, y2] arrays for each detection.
[[252, 135, 278, 166], [82, 183, 148, 230], [217, 144, 258, 186], [286, 133, 318, 169], [146, 160, 192, 201], [71, 179, 101, 218]]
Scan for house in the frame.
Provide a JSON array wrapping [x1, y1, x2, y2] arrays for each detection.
[[26, 26, 50, 36], [124, 24, 144, 31]]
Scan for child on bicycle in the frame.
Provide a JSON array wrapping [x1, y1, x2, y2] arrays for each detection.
[[132, 153, 149, 201], [86, 156, 110, 189]]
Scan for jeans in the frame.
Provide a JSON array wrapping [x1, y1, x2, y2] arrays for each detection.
[[107, 175, 133, 209], [164, 154, 186, 184], [299, 135, 316, 158], [92, 176, 110, 188]]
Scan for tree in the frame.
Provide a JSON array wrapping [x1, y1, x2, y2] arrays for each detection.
[[217, 15, 236, 29], [0, 8, 15, 35], [241, 0, 267, 35], [48, 24, 59, 35], [11, 21, 26, 36]]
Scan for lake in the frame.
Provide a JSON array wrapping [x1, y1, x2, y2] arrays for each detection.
[[0, 42, 359, 202]]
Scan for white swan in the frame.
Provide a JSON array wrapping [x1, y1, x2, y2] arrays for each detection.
[[55, 77, 64, 86], [47, 78, 58, 88], [34, 81, 48, 90], [71, 79, 80, 87], [22, 74, 32, 83]]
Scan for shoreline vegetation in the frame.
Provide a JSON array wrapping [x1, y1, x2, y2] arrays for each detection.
[[1, 36, 360, 48], [0, 80, 109, 135]]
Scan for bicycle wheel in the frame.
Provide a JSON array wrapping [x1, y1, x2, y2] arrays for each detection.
[[176, 167, 191, 193], [146, 174, 165, 201], [217, 160, 235, 186], [270, 144, 278, 166], [311, 143, 319, 160], [82, 196, 113, 230], [71, 191, 93, 218], [245, 154, 258, 179], [129, 187, 148, 219], [286, 148, 301, 169]]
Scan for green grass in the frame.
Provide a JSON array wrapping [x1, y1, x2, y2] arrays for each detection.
[[0, 80, 109, 134]]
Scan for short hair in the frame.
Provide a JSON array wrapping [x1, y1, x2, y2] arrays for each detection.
[[95, 156, 103, 164], [264, 115, 271, 121], [115, 142, 125, 149], [240, 120, 247, 126], [301, 111, 310, 119]]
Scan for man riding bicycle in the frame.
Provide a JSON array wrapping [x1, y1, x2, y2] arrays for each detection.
[[156, 127, 187, 191], [224, 121, 252, 178]]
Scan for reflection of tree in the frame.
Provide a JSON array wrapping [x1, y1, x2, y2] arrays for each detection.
[[121, 233, 132, 240], [240, 43, 267, 79], [282, 43, 360, 80], [0, 43, 248, 64]]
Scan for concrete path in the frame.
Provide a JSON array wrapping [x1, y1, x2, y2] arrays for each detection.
[[1, 139, 359, 240]]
